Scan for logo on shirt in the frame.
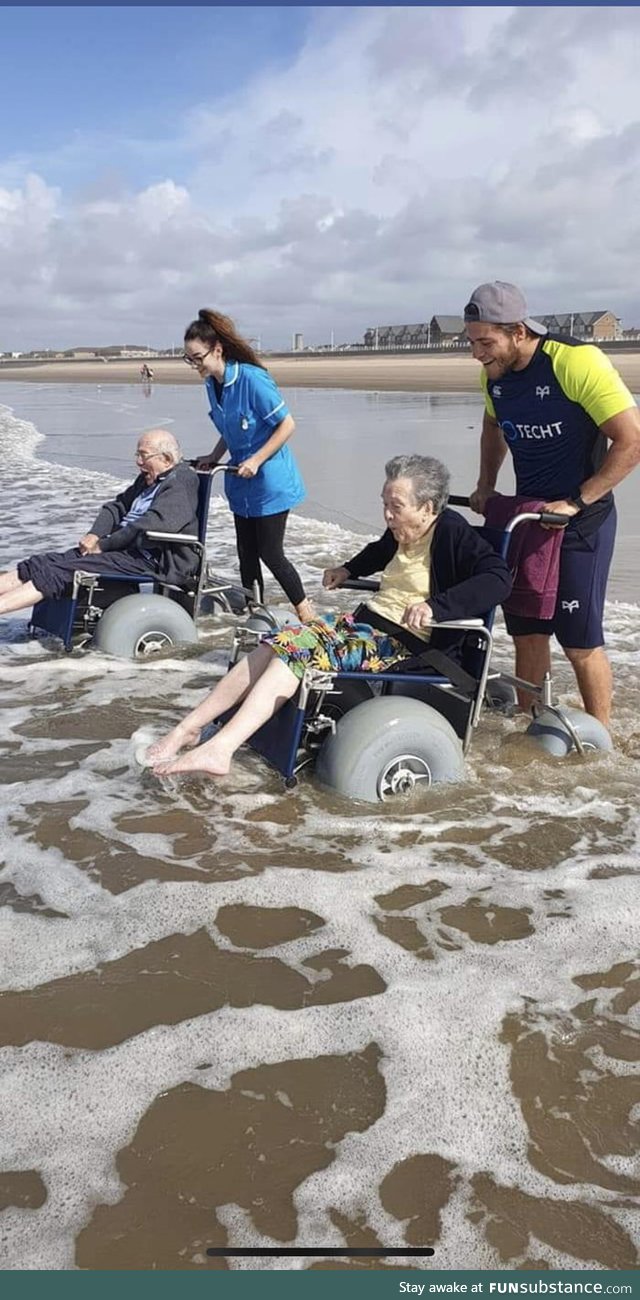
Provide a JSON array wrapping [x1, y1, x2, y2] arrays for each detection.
[[493, 386, 502, 397], [501, 419, 564, 442], [536, 385, 550, 399], [561, 600, 580, 613]]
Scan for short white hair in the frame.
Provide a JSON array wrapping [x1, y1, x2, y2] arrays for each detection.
[[138, 428, 181, 464]]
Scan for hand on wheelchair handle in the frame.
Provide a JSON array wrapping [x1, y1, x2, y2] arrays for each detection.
[[323, 566, 350, 590], [468, 486, 497, 515], [538, 501, 578, 529]]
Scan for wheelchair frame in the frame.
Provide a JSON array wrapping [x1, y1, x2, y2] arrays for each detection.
[[223, 501, 592, 797], [27, 466, 259, 653]]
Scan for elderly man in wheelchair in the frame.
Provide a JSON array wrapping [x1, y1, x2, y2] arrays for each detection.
[[0, 429, 205, 657], [146, 455, 515, 800]]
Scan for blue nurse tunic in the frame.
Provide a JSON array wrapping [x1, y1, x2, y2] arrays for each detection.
[[205, 362, 306, 518]]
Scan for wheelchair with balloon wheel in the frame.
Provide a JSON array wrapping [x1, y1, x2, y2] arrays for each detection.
[[28, 466, 284, 659], [220, 495, 612, 805]]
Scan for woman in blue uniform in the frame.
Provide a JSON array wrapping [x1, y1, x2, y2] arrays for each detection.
[[184, 309, 313, 622]]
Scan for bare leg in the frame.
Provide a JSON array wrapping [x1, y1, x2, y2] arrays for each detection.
[[0, 570, 22, 597], [154, 655, 299, 777], [563, 645, 612, 727], [0, 580, 44, 615], [146, 644, 275, 765], [512, 634, 552, 711]]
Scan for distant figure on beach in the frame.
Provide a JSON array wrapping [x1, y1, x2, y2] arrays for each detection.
[[146, 454, 512, 778], [0, 430, 199, 618], [183, 307, 313, 622], [464, 279, 640, 727], [140, 363, 154, 381]]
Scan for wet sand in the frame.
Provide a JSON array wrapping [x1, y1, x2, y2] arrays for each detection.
[[2, 351, 640, 393]]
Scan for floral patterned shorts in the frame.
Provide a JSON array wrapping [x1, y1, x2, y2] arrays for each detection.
[[264, 613, 409, 681]]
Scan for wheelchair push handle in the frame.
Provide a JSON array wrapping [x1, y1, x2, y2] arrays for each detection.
[[448, 493, 572, 528], [189, 460, 240, 477], [538, 510, 572, 528]]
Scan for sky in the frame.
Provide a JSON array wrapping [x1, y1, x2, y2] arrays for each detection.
[[2, 5, 640, 351]]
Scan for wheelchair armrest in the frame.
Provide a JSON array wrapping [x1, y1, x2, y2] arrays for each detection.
[[144, 531, 202, 549], [431, 618, 486, 629], [338, 578, 381, 592]]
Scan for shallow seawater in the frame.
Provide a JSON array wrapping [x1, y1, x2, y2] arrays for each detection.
[[0, 387, 638, 1272]]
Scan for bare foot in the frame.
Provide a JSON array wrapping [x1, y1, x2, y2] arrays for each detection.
[[294, 598, 315, 623], [153, 736, 232, 778], [146, 724, 201, 766]]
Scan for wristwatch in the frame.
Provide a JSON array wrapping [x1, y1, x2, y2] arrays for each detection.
[[570, 493, 588, 512]]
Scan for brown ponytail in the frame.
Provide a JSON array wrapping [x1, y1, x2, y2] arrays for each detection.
[[184, 309, 266, 369]]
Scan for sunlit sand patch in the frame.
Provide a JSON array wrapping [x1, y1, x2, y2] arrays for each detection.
[[14, 702, 148, 743], [437, 898, 534, 946], [0, 881, 68, 919], [0, 1171, 47, 1212], [373, 915, 437, 961], [374, 882, 450, 910], [0, 929, 386, 1051], [115, 804, 359, 881], [380, 1153, 459, 1246], [0, 744, 105, 784], [74, 1045, 385, 1268], [468, 1172, 638, 1269], [589, 863, 640, 881], [214, 905, 326, 948], [501, 968, 640, 1196], [9, 799, 221, 894], [372, 882, 543, 959], [573, 959, 640, 1025]]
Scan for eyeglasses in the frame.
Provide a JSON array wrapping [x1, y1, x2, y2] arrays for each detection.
[[135, 449, 162, 463], [182, 347, 214, 368]]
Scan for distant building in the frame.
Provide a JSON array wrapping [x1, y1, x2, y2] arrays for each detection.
[[540, 311, 621, 341], [363, 323, 431, 349], [429, 315, 464, 346], [363, 317, 464, 349], [292, 333, 304, 352]]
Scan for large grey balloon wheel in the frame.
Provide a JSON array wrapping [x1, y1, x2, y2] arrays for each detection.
[[484, 678, 519, 713], [198, 585, 248, 616], [526, 706, 613, 758], [242, 607, 292, 636], [92, 593, 199, 659], [315, 695, 465, 804]]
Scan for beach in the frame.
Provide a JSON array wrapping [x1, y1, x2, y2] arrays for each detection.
[[3, 350, 640, 393], [0, 380, 638, 1271]]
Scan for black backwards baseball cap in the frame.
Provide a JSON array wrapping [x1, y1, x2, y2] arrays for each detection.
[[463, 281, 547, 336]]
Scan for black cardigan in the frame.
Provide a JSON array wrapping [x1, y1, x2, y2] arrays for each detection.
[[345, 508, 512, 624], [90, 461, 200, 585]]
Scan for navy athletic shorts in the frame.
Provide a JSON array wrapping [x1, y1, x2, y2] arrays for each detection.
[[504, 505, 616, 650]]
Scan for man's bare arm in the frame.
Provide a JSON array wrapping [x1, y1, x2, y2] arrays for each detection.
[[469, 412, 508, 513], [543, 405, 640, 518]]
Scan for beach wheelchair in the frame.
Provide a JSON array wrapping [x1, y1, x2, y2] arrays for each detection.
[[28, 467, 273, 660], [224, 497, 612, 805]]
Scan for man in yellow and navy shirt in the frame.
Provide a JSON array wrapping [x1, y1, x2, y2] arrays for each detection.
[[464, 280, 640, 728]]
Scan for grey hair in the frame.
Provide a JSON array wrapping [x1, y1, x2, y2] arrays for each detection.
[[140, 429, 182, 464], [384, 454, 450, 514]]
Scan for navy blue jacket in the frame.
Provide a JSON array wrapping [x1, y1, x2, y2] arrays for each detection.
[[345, 508, 512, 625]]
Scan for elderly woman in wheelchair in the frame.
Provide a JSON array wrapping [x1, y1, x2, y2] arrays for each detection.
[[147, 455, 513, 789]]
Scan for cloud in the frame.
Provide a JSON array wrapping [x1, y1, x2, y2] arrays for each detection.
[[2, 6, 640, 348]]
